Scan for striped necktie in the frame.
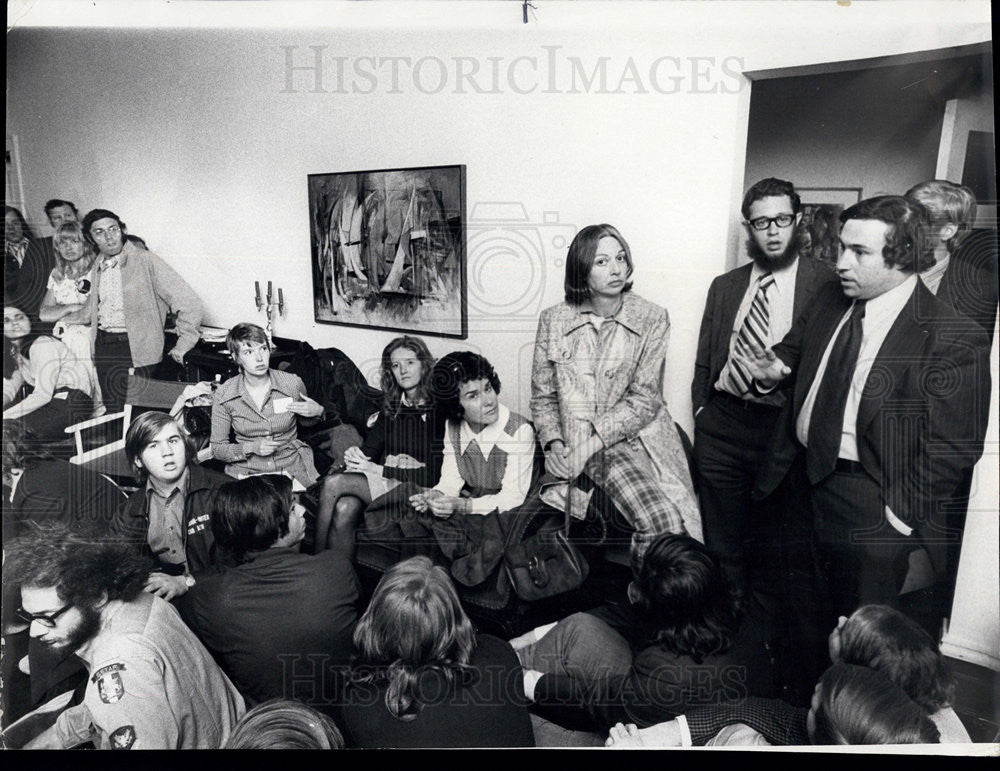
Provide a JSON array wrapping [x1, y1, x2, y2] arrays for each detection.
[[722, 272, 775, 397]]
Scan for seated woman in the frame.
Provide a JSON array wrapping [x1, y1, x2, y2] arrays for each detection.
[[608, 603, 967, 746], [338, 556, 534, 748], [518, 533, 775, 745], [409, 350, 535, 520], [210, 322, 324, 487], [531, 224, 700, 572], [607, 664, 939, 746], [315, 335, 442, 555], [3, 304, 94, 441], [38, 221, 101, 407]]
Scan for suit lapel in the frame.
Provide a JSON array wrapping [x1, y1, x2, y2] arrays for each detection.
[[718, 266, 752, 346], [793, 288, 852, 415], [856, 284, 928, 439]]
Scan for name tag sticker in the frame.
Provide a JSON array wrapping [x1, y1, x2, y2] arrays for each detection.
[[273, 397, 292, 414]]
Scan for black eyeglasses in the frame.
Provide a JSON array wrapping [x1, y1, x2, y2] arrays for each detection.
[[747, 214, 796, 231], [15, 604, 73, 628]]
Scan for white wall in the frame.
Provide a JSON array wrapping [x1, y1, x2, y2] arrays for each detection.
[[6, 0, 993, 439]]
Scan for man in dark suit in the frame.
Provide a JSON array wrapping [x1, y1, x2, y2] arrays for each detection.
[[745, 197, 990, 682], [4, 206, 55, 326], [692, 177, 834, 602]]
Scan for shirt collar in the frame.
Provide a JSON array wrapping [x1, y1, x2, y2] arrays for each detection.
[[565, 292, 644, 336], [146, 466, 190, 502], [750, 257, 797, 296], [459, 402, 510, 457], [100, 239, 134, 271], [863, 274, 918, 327]]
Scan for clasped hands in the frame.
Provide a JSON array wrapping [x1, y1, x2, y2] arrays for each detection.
[[544, 435, 604, 480], [409, 489, 465, 518]]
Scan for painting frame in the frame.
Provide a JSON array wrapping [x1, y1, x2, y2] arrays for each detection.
[[308, 164, 468, 340], [797, 187, 863, 265]]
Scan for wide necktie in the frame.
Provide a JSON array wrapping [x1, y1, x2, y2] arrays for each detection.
[[806, 300, 867, 484], [722, 272, 775, 396]]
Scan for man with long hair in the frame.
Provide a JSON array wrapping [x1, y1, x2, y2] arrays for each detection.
[[5, 525, 244, 749]]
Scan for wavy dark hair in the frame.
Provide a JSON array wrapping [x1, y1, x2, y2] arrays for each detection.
[[352, 556, 477, 721], [635, 534, 740, 663], [839, 604, 953, 711], [211, 475, 294, 562], [4, 304, 49, 371], [428, 350, 501, 425], [840, 195, 934, 273], [812, 664, 939, 745], [740, 177, 801, 219], [379, 335, 435, 414], [3, 523, 150, 609], [564, 224, 634, 304]]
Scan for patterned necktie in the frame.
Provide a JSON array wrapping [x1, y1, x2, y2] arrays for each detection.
[[722, 272, 775, 396], [806, 300, 867, 484]]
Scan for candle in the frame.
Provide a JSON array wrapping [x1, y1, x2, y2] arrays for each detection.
[[254, 280, 261, 304], [267, 280, 273, 304], [278, 287, 284, 309]]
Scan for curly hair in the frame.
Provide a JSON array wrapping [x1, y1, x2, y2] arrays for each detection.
[[635, 534, 740, 663], [741, 177, 801, 219], [840, 195, 934, 273], [352, 556, 476, 721], [52, 221, 98, 278], [211, 475, 294, 562], [224, 699, 344, 749], [3, 524, 150, 608], [812, 664, 939, 745], [379, 335, 435, 414], [428, 351, 501, 425], [838, 605, 954, 711], [564, 224, 634, 304]]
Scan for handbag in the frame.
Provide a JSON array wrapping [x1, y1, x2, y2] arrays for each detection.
[[503, 478, 589, 602]]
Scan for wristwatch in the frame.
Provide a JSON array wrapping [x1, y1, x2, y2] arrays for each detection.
[[184, 575, 196, 588]]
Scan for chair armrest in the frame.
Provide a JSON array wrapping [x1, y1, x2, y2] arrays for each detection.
[[69, 439, 126, 465], [65, 411, 126, 433]]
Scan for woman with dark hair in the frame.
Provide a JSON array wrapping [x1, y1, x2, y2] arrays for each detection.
[[517, 533, 774, 745], [3, 303, 94, 440], [531, 223, 700, 573], [314, 335, 442, 554], [38, 221, 101, 407], [408, 350, 535, 519], [338, 556, 534, 747]]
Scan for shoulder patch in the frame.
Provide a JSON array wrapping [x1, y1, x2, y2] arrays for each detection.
[[93, 663, 127, 704], [109, 725, 137, 749]]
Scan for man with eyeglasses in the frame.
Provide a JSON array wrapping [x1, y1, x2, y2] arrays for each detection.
[[743, 195, 990, 701], [4, 526, 244, 749], [692, 178, 835, 658], [81, 208, 203, 412]]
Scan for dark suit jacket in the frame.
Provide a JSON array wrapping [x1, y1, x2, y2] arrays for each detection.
[[754, 280, 991, 567], [692, 256, 836, 413], [3, 237, 55, 322], [938, 228, 998, 343]]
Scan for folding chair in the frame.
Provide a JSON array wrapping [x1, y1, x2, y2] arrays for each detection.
[[63, 370, 205, 481]]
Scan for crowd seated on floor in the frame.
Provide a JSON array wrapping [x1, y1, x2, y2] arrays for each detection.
[[2, 178, 995, 748]]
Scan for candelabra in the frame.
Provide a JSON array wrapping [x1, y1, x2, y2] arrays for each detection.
[[254, 280, 285, 341]]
